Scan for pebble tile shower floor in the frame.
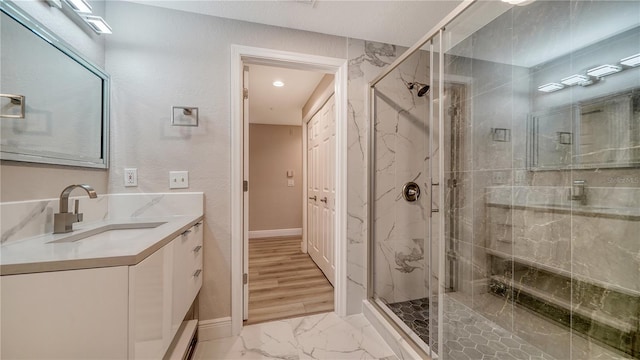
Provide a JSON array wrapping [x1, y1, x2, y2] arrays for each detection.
[[387, 297, 555, 360]]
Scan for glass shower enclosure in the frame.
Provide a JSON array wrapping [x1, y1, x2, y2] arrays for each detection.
[[369, 1, 640, 359]]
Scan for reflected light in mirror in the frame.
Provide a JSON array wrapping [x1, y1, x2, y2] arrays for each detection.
[[587, 64, 622, 77], [620, 53, 640, 67], [83, 15, 112, 34], [538, 83, 564, 93], [561, 74, 590, 86], [64, 0, 92, 14]]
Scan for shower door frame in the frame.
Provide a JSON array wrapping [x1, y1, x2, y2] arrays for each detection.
[[366, 0, 477, 357]]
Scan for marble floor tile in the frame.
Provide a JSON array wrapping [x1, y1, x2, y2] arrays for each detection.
[[194, 312, 398, 360]]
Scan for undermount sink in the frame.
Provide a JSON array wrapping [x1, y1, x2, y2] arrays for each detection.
[[48, 222, 167, 244]]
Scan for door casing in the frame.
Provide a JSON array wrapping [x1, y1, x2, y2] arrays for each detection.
[[231, 45, 348, 336]]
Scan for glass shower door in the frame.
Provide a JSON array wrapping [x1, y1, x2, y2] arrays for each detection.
[[437, 1, 640, 359], [370, 48, 435, 355]]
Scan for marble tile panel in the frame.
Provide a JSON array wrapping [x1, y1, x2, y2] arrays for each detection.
[[108, 192, 203, 219], [0, 195, 108, 245], [193, 312, 397, 360]]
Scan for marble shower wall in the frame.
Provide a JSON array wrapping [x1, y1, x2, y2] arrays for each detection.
[[368, 46, 430, 304], [346, 39, 398, 313]]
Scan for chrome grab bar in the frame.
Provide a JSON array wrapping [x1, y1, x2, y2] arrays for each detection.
[[1, 94, 25, 119]]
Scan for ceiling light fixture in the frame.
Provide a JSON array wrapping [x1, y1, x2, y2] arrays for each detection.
[[538, 83, 564, 93], [560, 74, 591, 86], [83, 15, 112, 34], [620, 53, 640, 67], [64, 0, 92, 14], [586, 64, 622, 78], [500, 0, 535, 5], [272, 81, 284, 87]]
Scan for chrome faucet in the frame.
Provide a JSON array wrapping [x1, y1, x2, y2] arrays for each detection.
[[569, 180, 587, 205], [54, 184, 98, 234]]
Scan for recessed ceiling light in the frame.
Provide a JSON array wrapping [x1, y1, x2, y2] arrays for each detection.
[[83, 15, 112, 34], [272, 81, 284, 87], [620, 53, 640, 67], [560, 74, 591, 86], [538, 83, 564, 93], [586, 64, 622, 78], [65, 0, 92, 13]]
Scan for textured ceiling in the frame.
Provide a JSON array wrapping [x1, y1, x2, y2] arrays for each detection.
[[125, 0, 462, 48]]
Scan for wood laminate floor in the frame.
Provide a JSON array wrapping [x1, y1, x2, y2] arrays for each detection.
[[246, 236, 334, 325]]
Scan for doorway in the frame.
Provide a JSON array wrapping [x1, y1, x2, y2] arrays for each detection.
[[230, 45, 348, 336], [244, 64, 335, 324]]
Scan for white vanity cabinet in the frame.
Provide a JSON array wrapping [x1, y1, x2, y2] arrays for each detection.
[[171, 221, 203, 337], [0, 266, 130, 359], [129, 221, 204, 359], [129, 242, 174, 359], [0, 220, 204, 360]]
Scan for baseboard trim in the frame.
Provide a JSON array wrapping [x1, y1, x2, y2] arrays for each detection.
[[198, 317, 232, 341], [249, 228, 302, 239]]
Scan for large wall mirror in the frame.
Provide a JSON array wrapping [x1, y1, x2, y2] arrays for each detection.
[[529, 89, 640, 170], [525, 10, 640, 171], [0, 1, 109, 169]]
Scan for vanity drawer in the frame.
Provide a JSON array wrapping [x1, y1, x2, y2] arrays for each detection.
[[171, 222, 203, 337]]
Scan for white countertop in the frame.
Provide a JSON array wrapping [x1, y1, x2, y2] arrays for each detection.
[[0, 215, 203, 276]]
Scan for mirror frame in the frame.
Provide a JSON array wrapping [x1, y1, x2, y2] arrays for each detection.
[[0, 0, 110, 169], [527, 88, 640, 171]]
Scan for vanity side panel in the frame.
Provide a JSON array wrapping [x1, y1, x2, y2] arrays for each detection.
[[0, 266, 128, 359], [129, 243, 174, 359]]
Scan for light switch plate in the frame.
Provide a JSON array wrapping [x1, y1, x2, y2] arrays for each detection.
[[287, 179, 294, 187], [124, 168, 137, 187], [169, 171, 189, 189]]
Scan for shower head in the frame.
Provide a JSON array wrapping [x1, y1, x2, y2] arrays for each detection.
[[407, 82, 430, 97]]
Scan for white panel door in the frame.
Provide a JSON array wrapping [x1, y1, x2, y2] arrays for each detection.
[[307, 94, 335, 285]]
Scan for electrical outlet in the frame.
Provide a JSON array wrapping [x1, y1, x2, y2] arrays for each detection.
[[515, 170, 527, 184], [169, 171, 189, 189], [492, 171, 507, 185], [124, 168, 137, 187]]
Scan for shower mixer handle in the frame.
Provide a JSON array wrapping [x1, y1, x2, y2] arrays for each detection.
[[402, 182, 421, 202]]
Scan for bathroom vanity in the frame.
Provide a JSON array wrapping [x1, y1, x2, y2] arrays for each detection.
[[485, 186, 640, 356], [0, 193, 204, 359]]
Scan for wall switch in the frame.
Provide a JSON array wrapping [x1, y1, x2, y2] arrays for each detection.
[[287, 170, 294, 178], [124, 168, 138, 187], [169, 171, 189, 189], [287, 179, 294, 187]]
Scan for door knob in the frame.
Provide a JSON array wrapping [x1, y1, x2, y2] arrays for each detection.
[[309, 196, 317, 201]]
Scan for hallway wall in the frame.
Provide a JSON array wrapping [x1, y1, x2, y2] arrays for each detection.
[[249, 124, 302, 232]]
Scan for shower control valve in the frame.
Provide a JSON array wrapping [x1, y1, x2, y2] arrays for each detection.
[[402, 182, 421, 202]]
